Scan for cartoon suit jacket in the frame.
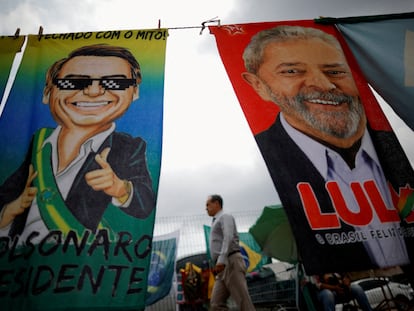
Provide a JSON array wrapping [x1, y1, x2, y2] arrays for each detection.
[[0, 128, 155, 238]]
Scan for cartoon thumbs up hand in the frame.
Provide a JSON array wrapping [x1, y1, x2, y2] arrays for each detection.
[[0, 164, 38, 228], [85, 147, 131, 201]]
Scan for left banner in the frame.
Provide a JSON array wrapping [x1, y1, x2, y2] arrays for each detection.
[[0, 36, 25, 103], [0, 29, 167, 311]]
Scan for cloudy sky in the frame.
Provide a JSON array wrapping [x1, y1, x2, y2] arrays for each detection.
[[0, 0, 413, 219]]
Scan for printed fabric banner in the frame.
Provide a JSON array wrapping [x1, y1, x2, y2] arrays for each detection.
[[0, 29, 167, 310], [209, 21, 414, 275], [0, 36, 25, 105], [145, 230, 179, 306], [203, 225, 270, 273], [334, 14, 414, 131]]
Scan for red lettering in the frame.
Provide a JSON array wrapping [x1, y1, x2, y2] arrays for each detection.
[[298, 182, 340, 229], [327, 182, 372, 226], [364, 180, 400, 222], [298, 181, 403, 229]]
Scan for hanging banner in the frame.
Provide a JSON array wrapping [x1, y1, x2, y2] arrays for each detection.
[[0, 35, 25, 107], [331, 14, 414, 131], [0, 29, 167, 310], [209, 21, 414, 275]]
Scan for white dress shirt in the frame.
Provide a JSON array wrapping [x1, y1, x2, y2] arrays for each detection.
[[209, 210, 240, 265], [280, 113, 409, 267]]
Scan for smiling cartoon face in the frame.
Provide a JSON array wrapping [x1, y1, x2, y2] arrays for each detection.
[[44, 55, 139, 131]]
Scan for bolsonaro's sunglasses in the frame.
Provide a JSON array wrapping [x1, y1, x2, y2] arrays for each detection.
[[53, 78, 137, 91]]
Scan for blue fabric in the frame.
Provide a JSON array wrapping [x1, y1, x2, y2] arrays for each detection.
[[338, 18, 414, 130], [145, 232, 178, 306]]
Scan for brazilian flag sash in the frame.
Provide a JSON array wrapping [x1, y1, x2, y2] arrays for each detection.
[[31, 127, 107, 237]]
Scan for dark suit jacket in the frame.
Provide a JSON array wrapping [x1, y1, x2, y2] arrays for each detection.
[[0, 130, 155, 238], [255, 114, 414, 274]]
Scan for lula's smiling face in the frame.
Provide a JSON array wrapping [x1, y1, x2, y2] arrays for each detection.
[[255, 38, 364, 139], [47, 55, 138, 129]]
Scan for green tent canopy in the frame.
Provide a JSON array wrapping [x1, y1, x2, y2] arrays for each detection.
[[249, 205, 297, 263]]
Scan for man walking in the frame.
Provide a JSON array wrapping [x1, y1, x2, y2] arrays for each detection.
[[206, 194, 255, 310]]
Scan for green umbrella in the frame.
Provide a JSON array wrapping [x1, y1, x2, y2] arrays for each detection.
[[249, 205, 297, 263]]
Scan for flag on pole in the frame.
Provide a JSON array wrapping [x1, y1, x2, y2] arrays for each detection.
[[146, 230, 179, 306], [203, 225, 270, 272]]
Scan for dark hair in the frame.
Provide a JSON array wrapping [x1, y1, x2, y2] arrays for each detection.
[[43, 44, 141, 97], [209, 194, 223, 208]]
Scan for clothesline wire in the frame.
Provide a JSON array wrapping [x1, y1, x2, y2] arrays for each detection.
[[2, 17, 221, 38], [3, 11, 413, 38]]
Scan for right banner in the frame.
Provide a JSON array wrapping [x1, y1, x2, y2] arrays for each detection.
[[209, 20, 414, 275], [333, 14, 414, 131]]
